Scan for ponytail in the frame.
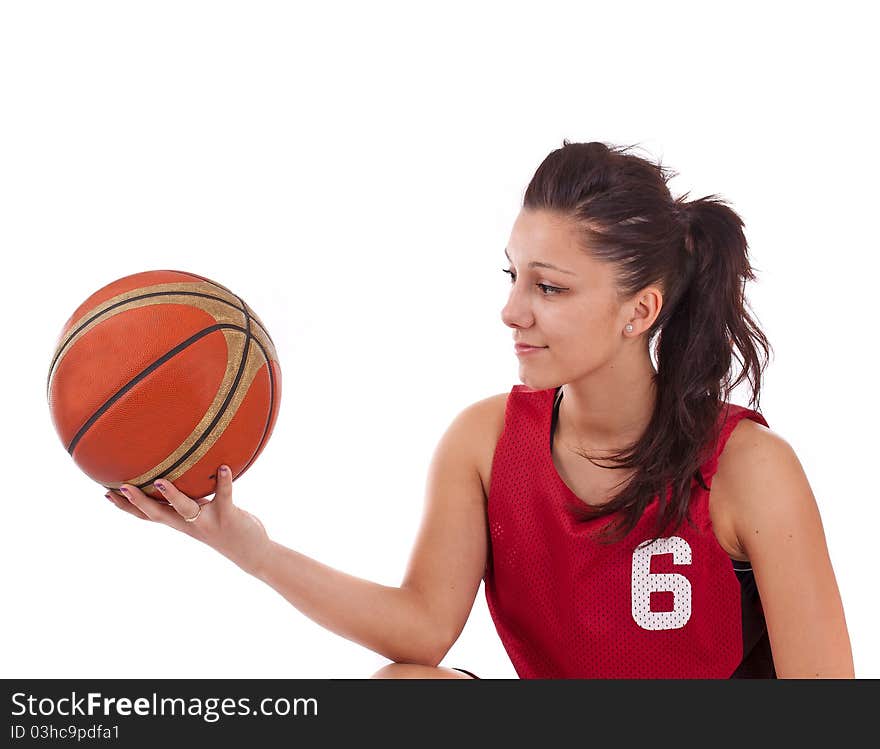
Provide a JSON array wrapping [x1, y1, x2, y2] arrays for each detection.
[[522, 141, 773, 544]]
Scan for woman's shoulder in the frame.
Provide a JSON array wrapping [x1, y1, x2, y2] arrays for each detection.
[[467, 390, 510, 449], [723, 418, 802, 506], [721, 413, 781, 460], [452, 391, 511, 501], [712, 415, 801, 556]]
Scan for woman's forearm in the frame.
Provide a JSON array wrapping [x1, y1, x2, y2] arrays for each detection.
[[252, 540, 444, 666]]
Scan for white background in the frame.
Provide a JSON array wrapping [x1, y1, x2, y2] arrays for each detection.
[[1, 1, 876, 678]]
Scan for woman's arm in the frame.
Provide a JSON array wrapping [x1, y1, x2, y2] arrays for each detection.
[[724, 421, 854, 678], [255, 397, 492, 665], [108, 397, 492, 669], [254, 544, 445, 666]]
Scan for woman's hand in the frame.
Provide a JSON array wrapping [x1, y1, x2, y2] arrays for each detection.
[[105, 465, 273, 577]]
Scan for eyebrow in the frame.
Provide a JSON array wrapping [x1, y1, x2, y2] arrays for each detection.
[[504, 248, 577, 276]]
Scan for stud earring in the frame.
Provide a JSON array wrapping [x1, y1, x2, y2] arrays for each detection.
[[625, 324, 634, 333]]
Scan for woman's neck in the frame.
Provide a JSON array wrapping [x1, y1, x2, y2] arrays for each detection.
[[558, 355, 658, 454]]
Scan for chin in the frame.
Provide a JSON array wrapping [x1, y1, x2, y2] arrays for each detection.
[[517, 371, 560, 392]]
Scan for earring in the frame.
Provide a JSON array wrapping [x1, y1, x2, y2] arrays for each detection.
[[625, 324, 633, 333]]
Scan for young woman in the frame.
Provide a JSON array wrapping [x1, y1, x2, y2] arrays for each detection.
[[106, 141, 854, 678]]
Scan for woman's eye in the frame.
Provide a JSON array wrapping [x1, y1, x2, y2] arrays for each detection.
[[501, 268, 565, 296]]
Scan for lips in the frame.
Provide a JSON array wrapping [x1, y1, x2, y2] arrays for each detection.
[[514, 343, 546, 352]]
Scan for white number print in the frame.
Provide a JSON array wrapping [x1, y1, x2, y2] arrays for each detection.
[[631, 536, 693, 631]]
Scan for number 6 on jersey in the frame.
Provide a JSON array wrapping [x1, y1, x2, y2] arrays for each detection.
[[631, 536, 693, 631]]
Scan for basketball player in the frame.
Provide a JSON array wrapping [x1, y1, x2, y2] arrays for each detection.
[[106, 141, 854, 678]]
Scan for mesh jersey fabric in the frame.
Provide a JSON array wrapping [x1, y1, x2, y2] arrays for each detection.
[[483, 384, 775, 678]]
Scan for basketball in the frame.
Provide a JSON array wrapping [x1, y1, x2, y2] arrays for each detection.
[[46, 269, 282, 500]]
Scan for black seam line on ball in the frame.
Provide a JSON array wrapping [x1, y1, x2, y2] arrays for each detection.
[[201, 295, 276, 486], [235, 300, 277, 483], [45, 290, 271, 399], [132, 304, 256, 489], [65, 321, 262, 459], [185, 271, 276, 349], [102, 331, 276, 493], [139, 298, 275, 491]]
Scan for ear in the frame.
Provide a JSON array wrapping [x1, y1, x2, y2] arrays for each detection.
[[624, 285, 663, 334]]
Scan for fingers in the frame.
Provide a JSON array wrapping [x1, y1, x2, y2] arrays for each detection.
[[117, 483, 188, 527], [105, 489, 151, 521], [151, 478, 203, 522], [212, 465, 234, 508], [105, 467, 233, 527]]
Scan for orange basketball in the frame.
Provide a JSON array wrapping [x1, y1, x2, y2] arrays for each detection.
[[47, 269, 282, 501]]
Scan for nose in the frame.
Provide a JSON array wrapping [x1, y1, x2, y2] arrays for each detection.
[[500, 284, 534, 331]]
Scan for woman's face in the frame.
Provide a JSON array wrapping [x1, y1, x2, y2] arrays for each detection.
[[501, 209, 637, 390]]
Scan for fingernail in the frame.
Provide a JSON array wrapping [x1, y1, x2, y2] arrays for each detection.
[[105, 492, 112, 500], [119, 486, 130, 496], [220, 466, 228, 474], [155, 482, 165, 491]]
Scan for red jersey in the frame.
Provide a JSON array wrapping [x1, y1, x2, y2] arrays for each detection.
[[483, 385, 775, 678]]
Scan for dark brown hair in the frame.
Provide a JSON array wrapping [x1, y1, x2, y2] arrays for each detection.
[[523, 140, 772, 545]]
